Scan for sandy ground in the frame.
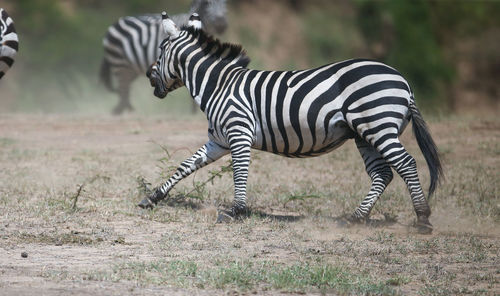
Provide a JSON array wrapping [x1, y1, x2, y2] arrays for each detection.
[[0, 113, 499, 295]]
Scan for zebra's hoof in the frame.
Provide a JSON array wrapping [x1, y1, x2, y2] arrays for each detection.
[[337, 214, 364, 227], [415, 216, 433, 234], [112, 107, 125, 116], [216, 207, 248, 223], [348, 214, 367, 224], [216, 209, 234, 223], [137, 197, 155, 209]]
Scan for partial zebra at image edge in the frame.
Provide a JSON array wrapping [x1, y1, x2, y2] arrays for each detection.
[[0, 8, 19, 80]]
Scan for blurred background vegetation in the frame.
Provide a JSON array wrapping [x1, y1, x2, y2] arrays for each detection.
[[1, 0, 499, 115]]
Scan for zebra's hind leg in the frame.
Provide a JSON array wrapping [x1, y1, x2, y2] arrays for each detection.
[[112, 69, 136, 115], [350, 137, 393, 223], [375, 136, 433, 234]]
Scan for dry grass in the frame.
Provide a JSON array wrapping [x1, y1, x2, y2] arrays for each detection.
[[0, 113, 498, 295]]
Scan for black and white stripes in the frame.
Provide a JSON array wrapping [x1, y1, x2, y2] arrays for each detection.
[[140, 13, 443, 233], [100, 0, 227, 114], [0, 8, 18, 80]]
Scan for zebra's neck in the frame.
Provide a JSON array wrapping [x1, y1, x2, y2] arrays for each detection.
[[174, 33, 249, 113]]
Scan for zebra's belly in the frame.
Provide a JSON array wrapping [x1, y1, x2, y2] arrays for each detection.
[[252, 111, 355, 157], [310, 120, 354, 155]]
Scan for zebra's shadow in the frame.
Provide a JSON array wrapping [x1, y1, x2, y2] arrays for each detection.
[[155, 195, 304, 222], [332, 214, 399, 228], [244, 211, 399, 228], [216, 207, 398, 227], [154, 198, 302, 222], [156, 196, 397, 227], [244, 208, 303, 222], [156, 195, 204, 210]]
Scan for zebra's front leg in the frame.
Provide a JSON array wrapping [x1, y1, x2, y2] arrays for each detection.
[[350, 138, 393, 223], [138, 141, 229, 209], [217, 133, 253, 222]]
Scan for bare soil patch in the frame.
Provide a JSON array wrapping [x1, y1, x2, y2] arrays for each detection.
[[0, 114, 498, 295]]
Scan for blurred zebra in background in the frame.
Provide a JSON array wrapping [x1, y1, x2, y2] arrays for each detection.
[[100, 0, 227, 114], [0, 8, 18, 80]]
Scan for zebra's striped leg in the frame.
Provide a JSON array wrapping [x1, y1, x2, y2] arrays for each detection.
[[219, 132, 253, 219], [112, 69, 136, 115], [376, 138, 433, 233], [351, 138, 393, 222], [138, 141, 229, 209]]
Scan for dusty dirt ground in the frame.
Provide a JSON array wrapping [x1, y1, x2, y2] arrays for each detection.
[[0, 113, 498, 295]]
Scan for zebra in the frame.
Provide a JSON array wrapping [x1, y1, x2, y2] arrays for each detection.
[[0, 8, 18, 80], [100, 0, 227, 115], [138, 12, 443, 234]]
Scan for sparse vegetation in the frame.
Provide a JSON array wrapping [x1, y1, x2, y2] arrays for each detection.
[[46, 259, 395, 294], [137, 144, 234, 206]]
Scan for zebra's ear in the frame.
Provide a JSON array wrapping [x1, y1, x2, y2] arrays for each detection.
[[187, 13, 203, 30], [161, 11, 180, 37]]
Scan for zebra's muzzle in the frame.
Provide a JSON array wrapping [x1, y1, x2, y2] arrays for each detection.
[[153, 82, 168, 99], [147, 68, 168, 99]]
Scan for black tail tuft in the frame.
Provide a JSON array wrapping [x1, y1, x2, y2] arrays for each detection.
[[409, 101, 444, 200], [99, 58, 114, 92]]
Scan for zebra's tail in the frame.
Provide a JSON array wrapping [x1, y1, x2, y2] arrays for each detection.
[[409, 99, 443, 200], [99, 58, 114, 92]]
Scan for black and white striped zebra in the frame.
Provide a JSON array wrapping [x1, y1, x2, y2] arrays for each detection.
[[100, 0, 227, 115], [0, 8, 18, 80], [139, 13, 443, 234]]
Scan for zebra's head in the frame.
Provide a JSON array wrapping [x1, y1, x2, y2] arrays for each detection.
[[147, 12, 187, 99], [148, 11, 248, 99]]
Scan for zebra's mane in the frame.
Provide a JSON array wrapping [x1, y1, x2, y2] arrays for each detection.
[[182, 26, 251, 68]]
